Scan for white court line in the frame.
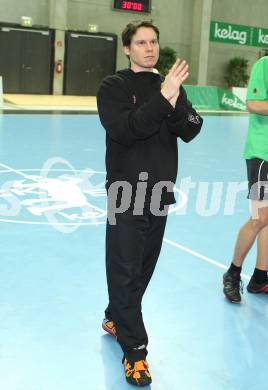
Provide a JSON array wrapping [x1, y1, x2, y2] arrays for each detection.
[[163, 238, 250, 281], [0, 162, 33, 180]]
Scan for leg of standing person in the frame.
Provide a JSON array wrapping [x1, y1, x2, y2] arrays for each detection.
[[102, 210, 168, 386], [223, 158, 268, 303], [105, 211, 150, 362], [247, 204, 268, 292], [139, 213, 168, 298], [103, 212, 167, 334], [223, 203, 268, 302]]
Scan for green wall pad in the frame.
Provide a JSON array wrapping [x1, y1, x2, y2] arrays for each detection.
[[184, 85, 246, 111]]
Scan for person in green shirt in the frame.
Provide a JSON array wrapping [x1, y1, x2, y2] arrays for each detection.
[[223, 55, 268, 303]]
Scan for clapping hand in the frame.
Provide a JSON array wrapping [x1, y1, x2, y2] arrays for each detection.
[[161, 59, 189, 108]]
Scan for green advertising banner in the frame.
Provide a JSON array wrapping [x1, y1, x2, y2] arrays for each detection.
[[253, 27, 268, 48], [210, 21, 252, 46], [210, 21, 268, 49], [184, 86, 247, 112], [218, 90, 246, 111]]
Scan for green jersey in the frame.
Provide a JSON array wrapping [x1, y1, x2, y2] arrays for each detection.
[[243, 56, 268, 161]]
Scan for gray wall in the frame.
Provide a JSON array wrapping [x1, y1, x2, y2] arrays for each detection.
[[67, 0, 195, 71], [0, 0, 49, 26], [208, 0, 268, 87], [0, 0, 195, 76], [1, 0, 268, 87]]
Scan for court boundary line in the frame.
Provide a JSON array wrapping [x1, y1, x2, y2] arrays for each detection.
[[163, 238, 250, 280]]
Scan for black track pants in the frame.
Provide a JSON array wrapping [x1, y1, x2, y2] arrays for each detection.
[[105, 210, 167, 362]]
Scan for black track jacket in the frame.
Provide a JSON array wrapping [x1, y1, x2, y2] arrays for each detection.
[[97, 69, 203, 207]]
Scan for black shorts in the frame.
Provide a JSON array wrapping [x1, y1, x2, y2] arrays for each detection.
[[246, 158, 268, 200]]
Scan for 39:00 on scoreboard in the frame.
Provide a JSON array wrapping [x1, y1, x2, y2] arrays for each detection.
[[113, 0, 151, 13]]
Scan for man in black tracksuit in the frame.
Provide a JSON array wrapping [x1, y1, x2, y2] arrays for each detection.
[[97, 21, 203, 386]]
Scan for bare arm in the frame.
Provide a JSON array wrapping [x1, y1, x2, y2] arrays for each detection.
[[247, 100, 268, 115]]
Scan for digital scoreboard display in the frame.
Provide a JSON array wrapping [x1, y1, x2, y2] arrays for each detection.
[[113, 0, 151, 13]]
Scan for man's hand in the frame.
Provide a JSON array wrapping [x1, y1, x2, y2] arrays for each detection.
[[161, 59, 189, 104]]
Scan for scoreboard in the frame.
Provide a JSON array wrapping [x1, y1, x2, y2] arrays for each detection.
[[113, 0, 151, 13]]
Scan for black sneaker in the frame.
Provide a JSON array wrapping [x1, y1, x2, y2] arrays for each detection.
[[123, 358, 152, 386], [247, 277, 268, 293], [223, 271, 243, 303]]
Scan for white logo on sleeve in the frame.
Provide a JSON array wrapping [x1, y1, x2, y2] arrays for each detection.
[[188, 114, 200, 124]]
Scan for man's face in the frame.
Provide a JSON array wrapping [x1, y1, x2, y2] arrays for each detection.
[[123, 27, 159, 72]]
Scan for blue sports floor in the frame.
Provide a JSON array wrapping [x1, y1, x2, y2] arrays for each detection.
[[0, 113, 268, 390]]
